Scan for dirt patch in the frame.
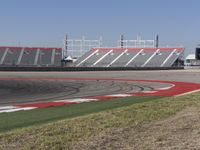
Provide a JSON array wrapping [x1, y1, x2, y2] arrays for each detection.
[[74, 106, 200, 150]]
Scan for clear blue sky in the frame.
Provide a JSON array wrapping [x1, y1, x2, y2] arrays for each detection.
[[0, 0, 199, 55]]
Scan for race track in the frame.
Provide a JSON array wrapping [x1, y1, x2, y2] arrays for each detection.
[[0, 79, 168, 106], [0, 69, 200, 107]]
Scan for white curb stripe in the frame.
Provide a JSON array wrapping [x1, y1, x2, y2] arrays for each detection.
[[55, 98, 98, 103], [174, 89, 200, 97], [140, 91, 158, 93], [106, 94, 132, 97], [156, 84, 175, 90], [0, 106, 17, 110], [157, 87, 171, 90], [0, 107, 36, 113]]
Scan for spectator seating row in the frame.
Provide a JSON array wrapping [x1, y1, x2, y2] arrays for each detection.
[[0, 46, 62, 67], [75, 47, 184, 67]]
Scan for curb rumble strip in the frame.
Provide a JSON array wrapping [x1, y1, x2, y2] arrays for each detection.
[[0, 78, 200, 113]]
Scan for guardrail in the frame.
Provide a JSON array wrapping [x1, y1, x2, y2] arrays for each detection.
[[0, 66, 184, 71]]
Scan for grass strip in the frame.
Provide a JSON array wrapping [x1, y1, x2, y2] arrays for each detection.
[[0, 96, 161, 132], [1, 93, 200, 149]]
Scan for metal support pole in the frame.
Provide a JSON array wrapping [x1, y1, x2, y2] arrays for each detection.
[[120, 35, 124, 48]]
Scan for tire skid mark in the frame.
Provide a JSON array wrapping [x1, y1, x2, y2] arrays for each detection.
[[0, 78, 200, 113]]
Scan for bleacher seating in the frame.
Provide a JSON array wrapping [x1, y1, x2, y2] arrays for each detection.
[[20, 48, 38, 66], [0, 46, 184, 68], [0, 47, 8, 65], [37, 49, 52, 66], [95, 48, 126, 67], [75, 47, 184, 67], [126, 49, 155, 67], [75, 50, 98, 67], [161, 50, 182, 67], [0, 46, 62, 67], [53, 49, 62, 66], [111, 49, 139, 67], [144, 49, 172, 67], [3, 47, 21, 65]]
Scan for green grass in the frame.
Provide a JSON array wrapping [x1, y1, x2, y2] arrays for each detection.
[[0, 96, 161, 132], [1, 93, 200, 149]]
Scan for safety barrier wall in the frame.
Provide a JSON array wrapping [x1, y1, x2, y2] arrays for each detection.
[[0, 66, 184, 71]]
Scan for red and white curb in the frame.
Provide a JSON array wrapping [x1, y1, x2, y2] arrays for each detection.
[[1, 78, 200, 114], [0, 87, 173, 113], [0, 94, 134, 113], [0, 106, 36, 113], [55, 98, 99, 103]]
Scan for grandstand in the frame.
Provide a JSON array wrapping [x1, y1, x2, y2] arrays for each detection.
[[75, 47, 184, 67], [0, 36, 184, 69], [0, 46, 62, 67]]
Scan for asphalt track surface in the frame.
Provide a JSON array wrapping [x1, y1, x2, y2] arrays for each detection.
[[0, 79, 167, 106], [0, 69, 199, 106]]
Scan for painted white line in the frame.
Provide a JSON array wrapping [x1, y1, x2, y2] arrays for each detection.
[[156, 84, 175, 90], [174, 89, 200, 97], [0, 106, 17, 110], [55, 98, 99, 103], [0, 107, 36, 113], [156, 87, 172, 90], [141, 91, 158, 93], [21, 107, 37, 110], [4, 108, 26, 113], [106, 94, 132, 97]]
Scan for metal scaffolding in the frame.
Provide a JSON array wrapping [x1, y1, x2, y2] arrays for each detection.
[[62, 35, 102, 58], [117, 36, 155, 48]]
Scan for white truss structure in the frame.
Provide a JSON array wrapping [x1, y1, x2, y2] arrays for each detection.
[[63, 36, 102, 58], [117, 36, 155, 48]]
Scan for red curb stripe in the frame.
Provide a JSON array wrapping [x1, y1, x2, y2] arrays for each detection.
[[128, 83, 200, 97], [0, 78, 200, 112], [87, 95, 126, 100], [17, 101, 77, 108]]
